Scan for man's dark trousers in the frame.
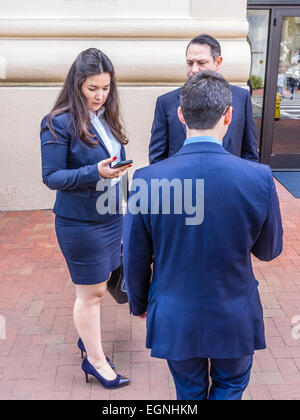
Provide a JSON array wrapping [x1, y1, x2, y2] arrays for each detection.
[[168, 356, 253, 400]]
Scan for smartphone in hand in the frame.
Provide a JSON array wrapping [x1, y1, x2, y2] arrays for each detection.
[[112, 159, 133, 169]]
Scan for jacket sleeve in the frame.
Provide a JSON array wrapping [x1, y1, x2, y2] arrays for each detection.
[[123, 170, 153, 315], [40, 115, 100, 191], [251, 169, 283, 261], [241, 90, 259, 162], [149, 96, 169, 164]]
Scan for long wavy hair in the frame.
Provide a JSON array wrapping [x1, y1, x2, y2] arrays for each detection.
[[46, 48, 128, 147]]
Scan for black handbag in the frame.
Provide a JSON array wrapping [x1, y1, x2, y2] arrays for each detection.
[[107, 256, 128, 304]]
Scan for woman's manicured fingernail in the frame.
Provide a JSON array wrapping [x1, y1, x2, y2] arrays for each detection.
[[113, 156, 117, 160]]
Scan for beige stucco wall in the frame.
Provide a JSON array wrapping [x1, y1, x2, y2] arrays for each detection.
[[0, 0, 250, 210]]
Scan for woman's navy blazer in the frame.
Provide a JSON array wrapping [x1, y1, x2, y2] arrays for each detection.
[[40, 112, 126, 222]]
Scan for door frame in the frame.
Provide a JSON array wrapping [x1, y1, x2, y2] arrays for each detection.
[[248, 4, 300, 169]]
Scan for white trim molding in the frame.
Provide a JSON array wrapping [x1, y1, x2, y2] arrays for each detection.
[[0, 39, 250, 83], [0, 18, 248, 39]]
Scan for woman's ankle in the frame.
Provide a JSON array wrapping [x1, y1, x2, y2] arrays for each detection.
[[88, 357, 117, 380], [88, 355, 108, 368]]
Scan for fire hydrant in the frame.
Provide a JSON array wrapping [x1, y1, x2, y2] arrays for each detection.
[[275, 92, 281, 120]]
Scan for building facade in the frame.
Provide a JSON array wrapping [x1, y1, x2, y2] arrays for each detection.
[[0, 0, 261, 210]]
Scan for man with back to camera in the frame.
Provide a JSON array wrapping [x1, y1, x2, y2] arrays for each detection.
[[149, 33, 259, 164], [123, 71, 283, 400]]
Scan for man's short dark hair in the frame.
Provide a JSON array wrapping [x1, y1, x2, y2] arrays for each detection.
[[180, 70, 232, 130], [186, 34, 221, 61]]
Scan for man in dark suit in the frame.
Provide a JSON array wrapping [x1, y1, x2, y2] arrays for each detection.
[[149, 34, 258, 164], [123, 70, 283, 400]]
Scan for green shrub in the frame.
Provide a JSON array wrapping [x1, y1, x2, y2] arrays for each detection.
[[249, 75, 263, 89]]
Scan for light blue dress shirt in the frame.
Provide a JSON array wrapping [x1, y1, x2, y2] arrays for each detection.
[[184, 136, 222, 146]]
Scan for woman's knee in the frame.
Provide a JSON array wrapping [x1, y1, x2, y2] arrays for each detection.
[[96, 282, 107, 298], [75, 282, 107, 303]]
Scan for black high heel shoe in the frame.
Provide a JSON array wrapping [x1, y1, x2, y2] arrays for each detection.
[[82, 358, 130, 389], [77, 338, 116, 369]]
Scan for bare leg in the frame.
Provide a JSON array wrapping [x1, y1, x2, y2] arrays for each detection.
[[73, 280, 116, 380]]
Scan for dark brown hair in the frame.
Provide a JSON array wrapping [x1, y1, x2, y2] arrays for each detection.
[[186, 34, 221, 62], [47, 48, 128, 147], [180, 70, 231, 130]]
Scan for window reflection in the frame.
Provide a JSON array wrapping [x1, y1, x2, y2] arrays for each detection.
[[247, 9, 270, 149]]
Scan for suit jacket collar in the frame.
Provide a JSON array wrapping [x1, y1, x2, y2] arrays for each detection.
[[173, 140, 232, 157]]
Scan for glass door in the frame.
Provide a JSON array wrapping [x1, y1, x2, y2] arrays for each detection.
[[247, 9, 270, 151], [262, 7, 300, 169], [272, 14, 300, 167]]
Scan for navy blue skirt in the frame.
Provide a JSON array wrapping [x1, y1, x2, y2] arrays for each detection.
[[55, 214, 122, 285]]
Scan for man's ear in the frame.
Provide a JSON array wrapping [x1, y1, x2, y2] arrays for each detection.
[[215, 56, 223, 72], [224, 106, 232, 126], [177, 106, 186, 125]]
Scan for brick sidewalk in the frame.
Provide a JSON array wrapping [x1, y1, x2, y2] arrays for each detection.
[[0, 180, 300, 400]]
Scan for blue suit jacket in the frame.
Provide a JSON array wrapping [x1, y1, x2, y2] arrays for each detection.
[[123, 141, 283, 360], [40, 112, 126, 222], [149, 86, 259, 164]]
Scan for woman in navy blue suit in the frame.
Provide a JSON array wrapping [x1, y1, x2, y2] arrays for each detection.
[[40, 48, 131, 389]]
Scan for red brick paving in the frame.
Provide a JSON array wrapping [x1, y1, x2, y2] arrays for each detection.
[[0, 180, 300, 400]]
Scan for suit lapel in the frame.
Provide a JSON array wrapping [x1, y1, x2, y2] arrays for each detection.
[[222, 85, 236, 149], [89, 124, 111, 157], [120, 146, 126, 161], [89, 123, 126, 160], [176, 89, 186, 139], [222, 126, 231, 150]]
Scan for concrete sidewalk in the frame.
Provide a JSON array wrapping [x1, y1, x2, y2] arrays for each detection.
[[0, 180, 300, 400]]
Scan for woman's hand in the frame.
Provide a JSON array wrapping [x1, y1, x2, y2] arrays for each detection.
[[98, 156, 132, 179]]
